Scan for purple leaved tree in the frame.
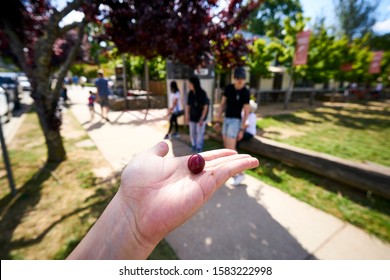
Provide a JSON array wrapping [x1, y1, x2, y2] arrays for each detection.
[[0, 0, 262, 163]]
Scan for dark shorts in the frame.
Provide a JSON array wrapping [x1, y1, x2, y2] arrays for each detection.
[[99, 96, 109, 107]]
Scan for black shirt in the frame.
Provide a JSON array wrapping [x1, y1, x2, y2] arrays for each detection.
[[187, 89, 209, 122], [223, 84, 250, 119]]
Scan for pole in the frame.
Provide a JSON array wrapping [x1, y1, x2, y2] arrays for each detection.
[[144, 60, 150, 117], [122, 54, 128, 110], [283, 67, 294, 110], [144, 59, 150, 91], [0, 117, 16, 196]]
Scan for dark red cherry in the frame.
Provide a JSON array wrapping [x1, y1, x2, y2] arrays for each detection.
[[187, 154, 205, 174]]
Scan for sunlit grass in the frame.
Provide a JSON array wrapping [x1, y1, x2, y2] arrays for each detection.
[[258, 101, 390, 166], [247, 155, 390, 243]]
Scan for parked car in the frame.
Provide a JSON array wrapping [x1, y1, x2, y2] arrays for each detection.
[[0, 73, 20, 110], [0, 86, 14, 123], [17, 75, 32, 93]]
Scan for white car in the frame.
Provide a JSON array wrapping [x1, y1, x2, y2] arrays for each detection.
[[17, 75, 32, 93], [0, 86, 13, 123]]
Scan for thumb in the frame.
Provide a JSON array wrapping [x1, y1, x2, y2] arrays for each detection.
[[150, 141, 169, 157]]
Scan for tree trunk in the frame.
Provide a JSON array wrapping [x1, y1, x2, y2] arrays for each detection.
[[37, 113, 66, 163], [44, 126, 67, 163], [33, 89, 67, 163]]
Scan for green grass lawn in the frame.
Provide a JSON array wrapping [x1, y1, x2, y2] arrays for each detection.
[[202, 100, 390, 243], [201, 135, 390, 243], [258, 101, 390, 167], [246, 156, 390, 243]]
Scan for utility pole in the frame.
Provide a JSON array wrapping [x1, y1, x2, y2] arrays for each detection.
[[284, 67, 294, 110], [122, 54, 128, 110], [0, 117, 16, 196]]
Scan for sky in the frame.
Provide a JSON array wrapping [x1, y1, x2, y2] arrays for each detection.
[[60, 0, 390, 34], [300, 0, 390, 34]]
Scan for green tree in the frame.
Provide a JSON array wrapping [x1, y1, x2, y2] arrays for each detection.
[[335, 0, 379, 41], [246, 0, 302, 38], [369, 34, 390, 83], [346, 35, 371, 83], [248, 38, 280, 88], [273, 14, 309, 68], [254, 13, 309, 108], [249, 38, 273, 77], [300, 18, 342, 85], [370, 33, 390, 51], [149, 57, 166, 81]]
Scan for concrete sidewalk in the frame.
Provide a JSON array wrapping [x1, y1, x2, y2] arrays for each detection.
[[67, 87, 390, 260]]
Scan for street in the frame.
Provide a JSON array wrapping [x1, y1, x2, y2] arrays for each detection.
[[1, 91, 34, 145]]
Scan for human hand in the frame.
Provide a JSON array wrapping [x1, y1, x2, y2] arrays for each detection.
[[237, 130, 244, 141], [213, 121, 221, 133], [67, 142, 259, 260], [117, 141, 259, 246]]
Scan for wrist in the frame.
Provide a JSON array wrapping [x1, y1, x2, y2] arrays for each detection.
[[67, 193, 157, 260], [114, 192, 158, 258]]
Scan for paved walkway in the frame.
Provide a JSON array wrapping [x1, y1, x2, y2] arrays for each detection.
[[67, 87, 390, 260]]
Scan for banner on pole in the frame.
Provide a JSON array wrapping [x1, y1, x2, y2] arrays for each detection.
[[293, 30, 311, 66], [369, 51, 384, 74], [340, 63, 353, 72]]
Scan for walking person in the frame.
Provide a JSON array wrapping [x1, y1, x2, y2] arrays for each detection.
[[164, 81, 183, 139], [215, 66, 250, 186], [372, 78, 383, 99], [60, 84, 68, 102], [88, 91, 96, 122], [185, 76, 209, 153], [95, 69, 111, 122]]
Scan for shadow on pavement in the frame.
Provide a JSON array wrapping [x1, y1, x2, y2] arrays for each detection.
[[166, 180, 314, 259], [167, 138, 314, 260]]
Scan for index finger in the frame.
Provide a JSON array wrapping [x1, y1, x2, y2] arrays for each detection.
[[198, 149, 237, 161]]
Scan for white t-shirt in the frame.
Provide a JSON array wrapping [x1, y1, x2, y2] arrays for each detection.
[[169, 90, 182, 113], [245, 112, 257, 136]]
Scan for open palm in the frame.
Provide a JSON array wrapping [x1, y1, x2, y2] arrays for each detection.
[[118, 141, 259, 245]]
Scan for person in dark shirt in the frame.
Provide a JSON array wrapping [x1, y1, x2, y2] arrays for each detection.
[[185, 76, 209, 153], [95, 70, 111, 122], [215, 66, 250, 186]]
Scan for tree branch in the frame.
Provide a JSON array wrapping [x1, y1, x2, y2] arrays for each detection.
[[54, 21, 86, 97], [59, 21, 84, 36], [2, 21, 29, 74], [50, 0, 87, 28]]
